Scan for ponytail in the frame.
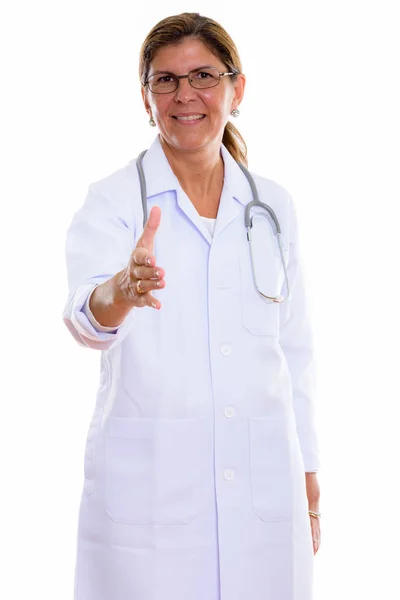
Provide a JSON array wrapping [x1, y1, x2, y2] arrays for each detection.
[[222, 122, 248, 167]]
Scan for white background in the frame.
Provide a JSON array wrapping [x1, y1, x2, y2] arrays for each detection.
[[1, 1, 399, 598]]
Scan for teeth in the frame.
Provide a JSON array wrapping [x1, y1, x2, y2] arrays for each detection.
[[175, 115, 204, 121]]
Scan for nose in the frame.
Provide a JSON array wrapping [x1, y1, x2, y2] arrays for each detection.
[[174, 76, 198, 102]]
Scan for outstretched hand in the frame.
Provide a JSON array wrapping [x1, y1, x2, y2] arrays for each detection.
[[118, 206, 166, 310]]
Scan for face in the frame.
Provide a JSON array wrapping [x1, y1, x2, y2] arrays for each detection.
[[142, 37, 245, 153]]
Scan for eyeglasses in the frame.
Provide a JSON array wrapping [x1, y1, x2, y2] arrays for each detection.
[[143, 67, 237, 94]]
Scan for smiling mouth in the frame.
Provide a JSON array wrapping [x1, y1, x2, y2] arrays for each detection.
[[172, 114, 206, 121]]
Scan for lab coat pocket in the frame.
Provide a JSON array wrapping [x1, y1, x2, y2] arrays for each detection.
[[104, 416, 206, 525], [249, 416, 294, 521], [238, 257, 279, 337]]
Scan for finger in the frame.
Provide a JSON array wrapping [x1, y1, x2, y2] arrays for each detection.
[[135, 278, 166, 295], [131, 245, 154, 267], [314, 535, 321, 554], [310, 519, 321, 554], [133, 289, 162, 310], [136, 206, 161, 253], [145, 292, 162, 310], [132, 265, 165, 281]]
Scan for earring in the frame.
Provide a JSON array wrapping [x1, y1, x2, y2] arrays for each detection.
[[149, 117, 156, 127], [231, 109, 240, 117]]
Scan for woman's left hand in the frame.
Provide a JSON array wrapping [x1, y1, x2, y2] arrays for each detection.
[[305, 472, 321, 555]]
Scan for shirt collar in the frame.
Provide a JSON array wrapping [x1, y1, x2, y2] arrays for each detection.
[[138, 134, 251, 207]]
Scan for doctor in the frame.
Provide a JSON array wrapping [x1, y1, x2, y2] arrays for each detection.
[[63, 11, 321, 600]]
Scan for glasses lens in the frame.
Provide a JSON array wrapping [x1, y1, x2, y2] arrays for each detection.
[[148, 73, 177, 93], [190, 68, 220, 89]]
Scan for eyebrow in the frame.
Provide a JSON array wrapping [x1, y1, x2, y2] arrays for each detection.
[[149, 64, 217, 76]]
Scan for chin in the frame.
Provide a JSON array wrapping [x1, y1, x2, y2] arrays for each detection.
[[166, 131, 217, 152]]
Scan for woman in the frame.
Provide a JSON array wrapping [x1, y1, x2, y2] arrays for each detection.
[[63, 12, 321, 600]]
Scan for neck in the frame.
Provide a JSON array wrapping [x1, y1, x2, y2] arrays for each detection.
[[159, 136, 224, 204]]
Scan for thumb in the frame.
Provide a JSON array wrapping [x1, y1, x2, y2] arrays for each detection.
[[136, 205, 162, 252]]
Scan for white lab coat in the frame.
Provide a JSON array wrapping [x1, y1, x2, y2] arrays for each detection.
[[63, 134, 320, 600]]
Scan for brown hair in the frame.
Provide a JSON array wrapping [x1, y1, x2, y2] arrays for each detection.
[[139, 12, 247, 166]]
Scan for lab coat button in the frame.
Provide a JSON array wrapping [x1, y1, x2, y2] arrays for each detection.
[[224, 406, 236, 418], [220, 344, 232, 356], [224, 469, 235, 481]]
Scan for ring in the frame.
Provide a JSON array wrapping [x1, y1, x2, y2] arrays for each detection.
[[136, 279, 146, 295]]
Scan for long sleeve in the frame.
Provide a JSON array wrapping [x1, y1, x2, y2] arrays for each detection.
[[81, 285, 122, 333], [279, 196, 320, 472], [62, 181, 135, 350]]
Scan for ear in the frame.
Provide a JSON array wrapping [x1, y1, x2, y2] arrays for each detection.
[[141, 86, 152, 116], [231, 73, 246, 112]]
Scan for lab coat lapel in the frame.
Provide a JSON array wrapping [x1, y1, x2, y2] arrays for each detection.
[[175, 187, 214, 245], [212, 183, 241, 238], [172, 141, 251, 243], [141, 135, 251, 244], [141, 136, 213, 245], [173, 144, 249, 246], [214, 144, 251, 237]]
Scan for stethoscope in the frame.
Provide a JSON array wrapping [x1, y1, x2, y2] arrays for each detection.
[[136, 150, 290, 303]]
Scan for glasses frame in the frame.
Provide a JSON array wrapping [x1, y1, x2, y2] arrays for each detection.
[[143, 66, 238, 94]]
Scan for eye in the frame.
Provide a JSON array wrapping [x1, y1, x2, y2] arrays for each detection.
[[193, 71, 213, 79], [156, 75, 174, 83]]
